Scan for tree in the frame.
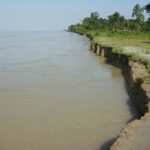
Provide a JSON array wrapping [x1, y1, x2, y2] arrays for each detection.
[[132, 4, 144, 32], [89, 12, 100, 30], [144, 3, 150, 31], [90, 12, 99, 20], [82, 17, 91, 30], [144, 18, 150, 31], [68, 23, 82, 32], [99, 18, 109, 31], [144, 3, 150, 15], [108, 12, 126, 32], [125, 19, 136, 32]]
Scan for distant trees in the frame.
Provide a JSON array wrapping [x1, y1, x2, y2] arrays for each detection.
[[89, 12, 100, 30], [132, 4, 144, 32], [82, 17, 91, 30], [68, 12, 101, 33], [82, 12, 100, 30], [144, 18, 150, 31], [144, 3, 150, 15], [68, 3, 150, 33], [143, 3, 150, 31], [99, 18, 109, 31], [68, 23, 82, 32], [108, 12, 126, 31]]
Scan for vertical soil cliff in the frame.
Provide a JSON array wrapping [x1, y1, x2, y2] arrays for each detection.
[[91, 42, 150, 150]]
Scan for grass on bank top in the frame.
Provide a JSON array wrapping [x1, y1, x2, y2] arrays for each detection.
[[83, 30, 150, 71], [88, 31, 150, 53]]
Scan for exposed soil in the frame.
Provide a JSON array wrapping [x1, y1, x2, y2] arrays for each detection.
[[91, 42, 150, 150]]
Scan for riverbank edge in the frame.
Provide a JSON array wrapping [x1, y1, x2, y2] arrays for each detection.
[[73, 32, 150, 149]]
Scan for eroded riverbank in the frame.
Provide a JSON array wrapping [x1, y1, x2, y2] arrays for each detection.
[[90, 40, 150, 150]]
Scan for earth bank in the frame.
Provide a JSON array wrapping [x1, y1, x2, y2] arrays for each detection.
[[90, 40, 150, 150]]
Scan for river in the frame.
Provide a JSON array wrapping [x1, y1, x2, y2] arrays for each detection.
[[0, 31, 138, 150]]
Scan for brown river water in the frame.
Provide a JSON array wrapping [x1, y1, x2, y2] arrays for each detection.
[[0, 31, 138, 150]]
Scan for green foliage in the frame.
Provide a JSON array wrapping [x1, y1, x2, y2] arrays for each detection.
[[132, 4, 144, 21], [132, 4, 144, 32], [82, 17, 91, 30], [108, 12, 126, 32], [144, 18, 150, 31], [112, 47, 123, 54], [68, 23, 82, 33], [68, 12, 101, 33], [88, 12, 101, 30], [99, 18, 109, 31], [68, 3, 150, 34], [144, 3, 150, 15], [146, 61, 150, 73], [129, 53, 141, 62]]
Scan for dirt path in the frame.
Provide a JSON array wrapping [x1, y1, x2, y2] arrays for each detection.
[[123, 46, 150, 60], [111, 113, 150, 150]]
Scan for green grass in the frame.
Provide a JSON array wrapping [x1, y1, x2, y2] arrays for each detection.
[[112, 47, 123, 54], [129, 52, 141, 62], [74, 29, 150, 71], [93, 31, 150, 53], [84, 30, 150, 72]]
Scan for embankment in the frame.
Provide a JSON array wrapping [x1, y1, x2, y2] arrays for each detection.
[[91, 42, 150, 115], [90, 41, 150, 149]]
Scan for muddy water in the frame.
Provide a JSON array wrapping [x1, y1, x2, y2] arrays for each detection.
[[0, 31, 137, 150]]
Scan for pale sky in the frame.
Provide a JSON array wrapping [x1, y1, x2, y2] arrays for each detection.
[[0, 0, 149, 31]]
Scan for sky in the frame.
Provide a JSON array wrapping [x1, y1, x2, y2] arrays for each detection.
[[0, 0, 149, 31]]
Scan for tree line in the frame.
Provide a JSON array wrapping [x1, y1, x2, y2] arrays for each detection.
[[68, 3, 150, 33]]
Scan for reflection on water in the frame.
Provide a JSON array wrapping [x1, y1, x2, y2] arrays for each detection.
[[0, 31, 137, 150]]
